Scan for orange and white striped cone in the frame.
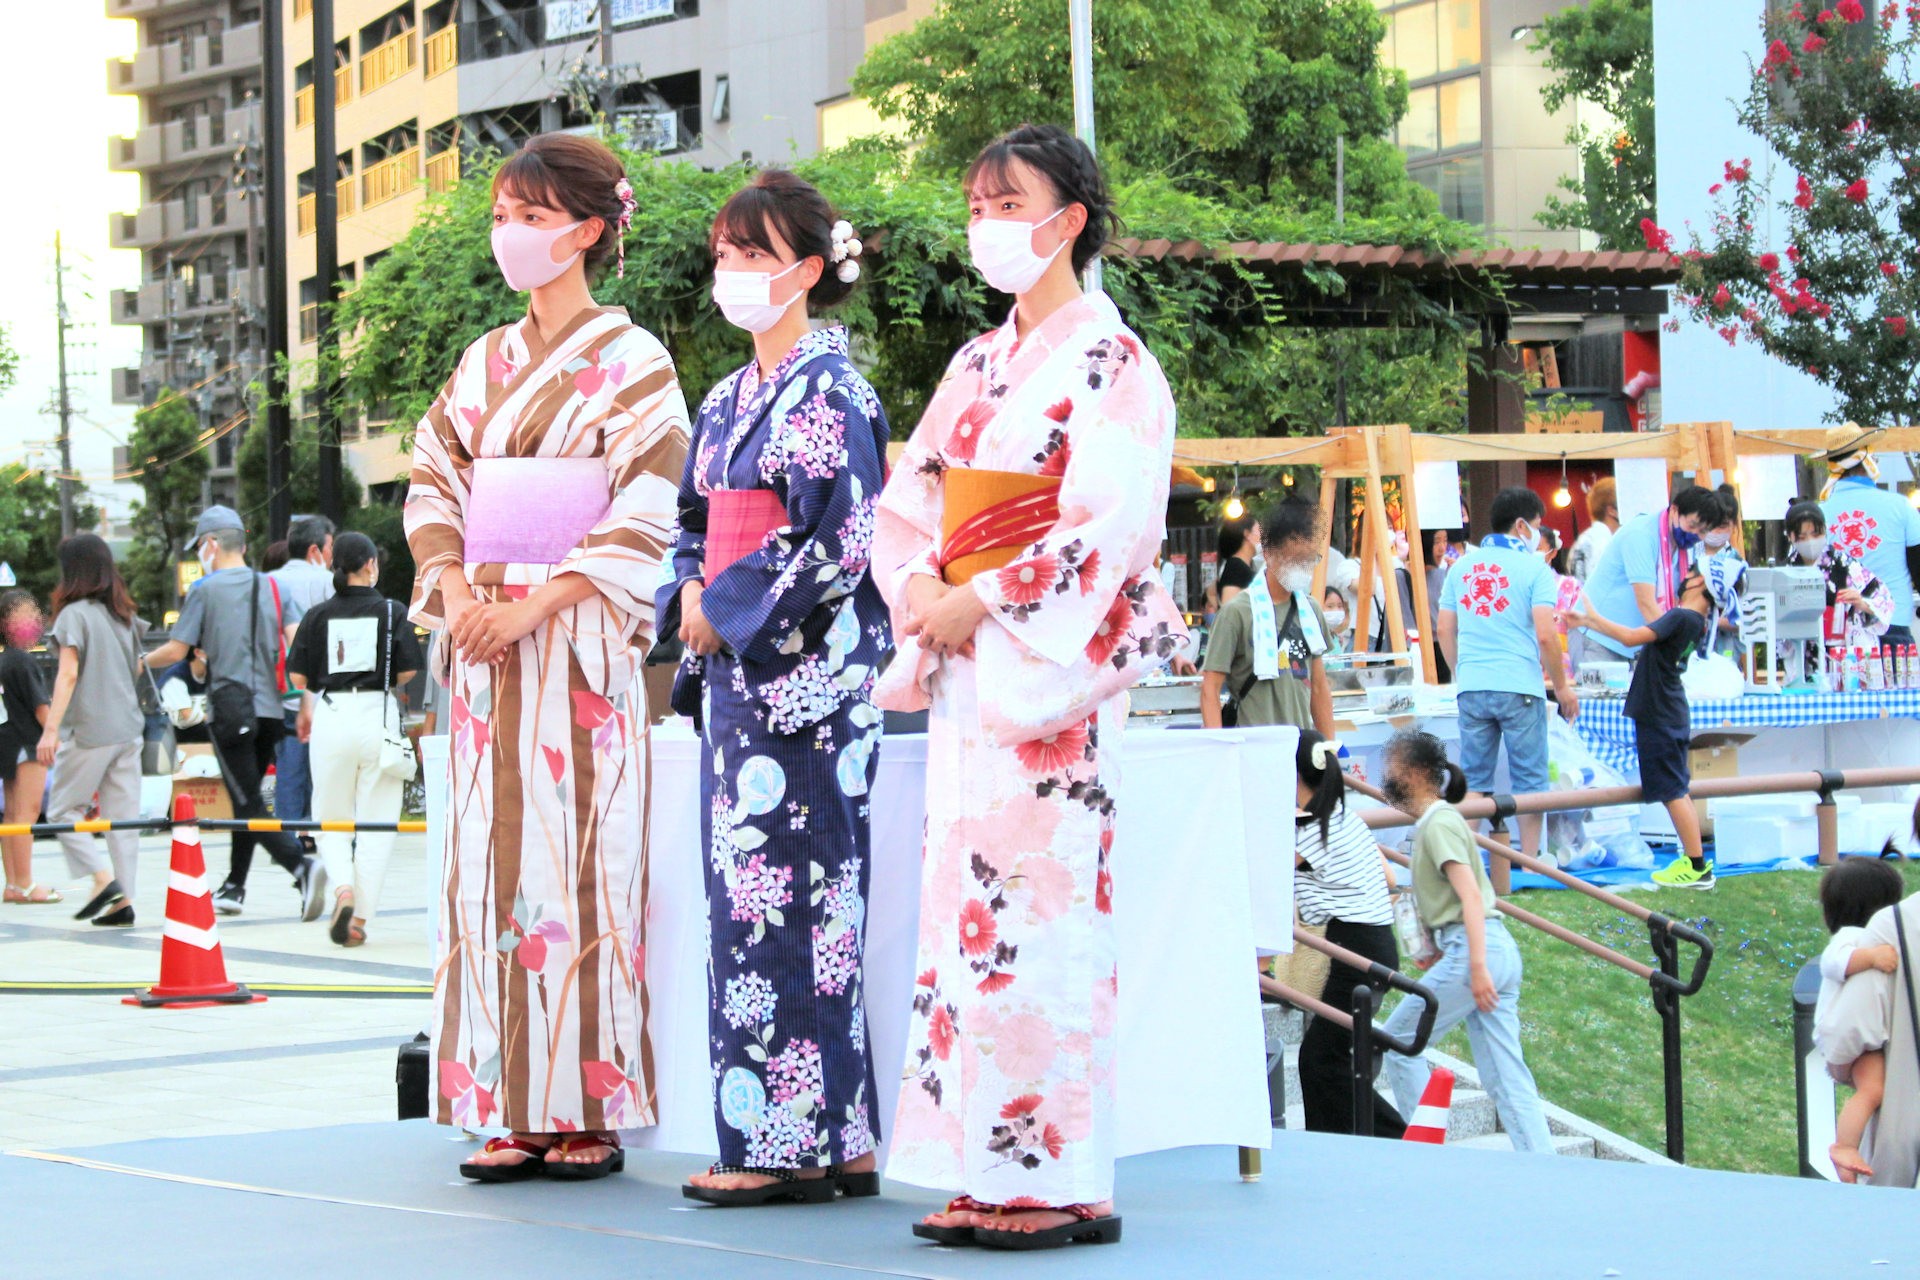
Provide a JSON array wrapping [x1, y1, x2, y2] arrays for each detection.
[[124, 794, 266, 1009], [1401, 1066, 1454, 1144]]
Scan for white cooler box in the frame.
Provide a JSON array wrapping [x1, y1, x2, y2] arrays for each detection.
[[1708, 794, 1860, 866]]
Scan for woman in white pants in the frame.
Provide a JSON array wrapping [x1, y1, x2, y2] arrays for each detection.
[[286, 533, 423, 946], [38, 535, 148, 927]]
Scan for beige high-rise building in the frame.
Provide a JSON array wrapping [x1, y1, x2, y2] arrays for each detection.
[[105, 0, 267, 505], [1373, 0, 1591, 249]]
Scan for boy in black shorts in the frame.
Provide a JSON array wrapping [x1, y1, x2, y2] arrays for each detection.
[[1567, 569, 1717, 889]]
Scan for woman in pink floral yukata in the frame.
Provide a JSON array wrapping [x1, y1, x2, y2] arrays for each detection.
[[872, 123, 1187, 1251]]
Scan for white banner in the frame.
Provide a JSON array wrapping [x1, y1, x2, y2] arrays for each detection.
[[1615, 456, 1670, 523], [1412, 459, 1461, 529], [546, 0, 675, 40]]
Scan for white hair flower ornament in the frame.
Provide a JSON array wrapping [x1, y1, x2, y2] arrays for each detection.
[[830, 219, 864, 283]]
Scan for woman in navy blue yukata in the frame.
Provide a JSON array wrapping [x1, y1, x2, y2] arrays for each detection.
[[657, 169, 893, 1206]]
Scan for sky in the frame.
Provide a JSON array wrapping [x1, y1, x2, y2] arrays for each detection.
[[0, 10, 143, 521]]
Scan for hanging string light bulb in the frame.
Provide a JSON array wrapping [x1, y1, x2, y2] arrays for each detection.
[[1552, 454, 1572, 509], [1223, 464, 1245, 520]]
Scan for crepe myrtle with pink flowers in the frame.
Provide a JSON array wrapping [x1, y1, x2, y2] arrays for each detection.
[[1646, 0, 1920, 425]]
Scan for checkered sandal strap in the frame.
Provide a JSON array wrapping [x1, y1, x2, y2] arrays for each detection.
[[707, 1163, 800, 1183]]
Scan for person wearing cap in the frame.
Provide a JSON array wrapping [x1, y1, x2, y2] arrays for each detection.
[[139, 506, 325, 919], [267, 514, 336, 846], [1819, 424, 1920, 649], [1566, 565, 1733, 890]]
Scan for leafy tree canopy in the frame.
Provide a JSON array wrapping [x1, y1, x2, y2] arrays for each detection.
[[0, 464, 98, 606], [122, 390, 210, 618], [1530, 0, 1656, 250], [1656, 2, 1920, 425], [235, 414, 364, 540]]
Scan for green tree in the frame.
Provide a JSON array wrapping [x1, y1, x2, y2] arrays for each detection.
[[1657, 3, 1920, 425], [1530, 0, 1656, 250], [122, 390, 211, 617], [849, 0, 1268, 174], [850, 0, 1423, 217], [0, 323, 18, 398], [0, 464, 98, 605]]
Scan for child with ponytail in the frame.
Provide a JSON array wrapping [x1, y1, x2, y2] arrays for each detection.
[[1292, 729, 1405, 1136], [1376, 729, 1556, 1154]]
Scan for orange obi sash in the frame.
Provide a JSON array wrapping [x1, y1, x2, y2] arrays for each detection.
[[938, 469, 1062, 586], [705, 488, 790, 580]]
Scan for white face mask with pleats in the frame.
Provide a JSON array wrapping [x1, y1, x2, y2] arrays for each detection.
[[713, 260, 807, 334], [967, 207, 1068, 295]]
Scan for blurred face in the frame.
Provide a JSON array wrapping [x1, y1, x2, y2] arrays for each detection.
[[1, 600, 43, 649], [1670, 506, 1706, 538]]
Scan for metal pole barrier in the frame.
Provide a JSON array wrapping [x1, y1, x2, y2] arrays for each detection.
[[1350, 983, 1375, 1139], [1816, 770, 1843, 866], [1791, 960, 1825, 1179], [1650, 924, 1686, 1163]]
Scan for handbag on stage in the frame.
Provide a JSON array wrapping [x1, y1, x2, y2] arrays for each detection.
[[937, 468, 1063, 586], [703, 488, 790, 580]]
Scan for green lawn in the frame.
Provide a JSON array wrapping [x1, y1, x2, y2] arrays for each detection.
[[1399, 861, 1920, 1176]]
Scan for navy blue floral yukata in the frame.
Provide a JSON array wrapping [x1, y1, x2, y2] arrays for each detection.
[[657, 326, 891, 1168]]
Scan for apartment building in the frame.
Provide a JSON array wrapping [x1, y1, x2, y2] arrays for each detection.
[[282, 0, 868, 487], [1373, 0, 1590, 249], [105, 0, 267, 505]]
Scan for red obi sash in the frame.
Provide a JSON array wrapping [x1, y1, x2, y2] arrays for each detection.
[[704, 488, 790, 580], [938, 469, 1062, 587]]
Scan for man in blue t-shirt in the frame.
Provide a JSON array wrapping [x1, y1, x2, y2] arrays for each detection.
[[1437, 486, 1578, 862], [1580, 485, 1733, 659], [1819, 425, 1920, 646]]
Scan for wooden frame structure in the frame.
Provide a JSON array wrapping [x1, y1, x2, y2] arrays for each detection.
[[1161, 423, 1920, 683]]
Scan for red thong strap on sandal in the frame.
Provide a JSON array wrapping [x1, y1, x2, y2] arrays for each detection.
[[480, 1135, 549, 1158]]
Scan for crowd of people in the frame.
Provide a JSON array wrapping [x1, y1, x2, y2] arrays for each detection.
[[10, 113, 1920, 1234]]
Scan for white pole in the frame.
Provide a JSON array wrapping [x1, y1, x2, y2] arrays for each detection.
[[1068, 0, 1101, 292]]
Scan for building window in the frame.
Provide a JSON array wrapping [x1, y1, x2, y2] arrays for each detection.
[[1411, 153, 1484, 225]]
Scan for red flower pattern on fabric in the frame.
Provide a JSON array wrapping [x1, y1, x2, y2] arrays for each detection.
[[997, 553, 1061, 608], [946, 400, 993, 462], [1044, 398, 1073, 423], [959, 899, 999, 956], [1014, 719, 1090, 776], [1075, 549, 1102, 595], [928, 1004, 956, 1059], [1000, 1093, 1044, 1119], [1084, 593, 1134, 666]]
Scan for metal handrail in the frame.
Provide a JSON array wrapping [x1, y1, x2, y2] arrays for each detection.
[[1345, 770, 1716, 1160]]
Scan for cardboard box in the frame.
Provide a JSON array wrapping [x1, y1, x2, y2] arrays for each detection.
[[171, 772, 234, 822], [1689, 744, 1741, 783]]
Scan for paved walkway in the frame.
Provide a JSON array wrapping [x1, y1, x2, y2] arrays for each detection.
[[0, 831, 432, 1152]]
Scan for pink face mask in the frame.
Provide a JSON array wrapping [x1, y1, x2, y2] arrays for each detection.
[[3, 617, 42, 649], [491, 219, 583, 292]]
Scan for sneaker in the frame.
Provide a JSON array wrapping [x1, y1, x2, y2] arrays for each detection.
[[298, 857, 329, 923], [213, 884, 245, 916], [1652, 857, 1716, 890]]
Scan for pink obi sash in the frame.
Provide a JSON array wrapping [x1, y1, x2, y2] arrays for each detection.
[[938, 469, 1062, 586], [705, 488, 790, 579], [463, 457, 610, 565]]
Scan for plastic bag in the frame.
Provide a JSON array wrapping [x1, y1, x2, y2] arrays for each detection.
[[1680, 649, 1745, 700], [1543, 715, 1655, 870]]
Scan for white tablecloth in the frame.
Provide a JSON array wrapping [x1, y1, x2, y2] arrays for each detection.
[[426, 723, 1295, 1162]]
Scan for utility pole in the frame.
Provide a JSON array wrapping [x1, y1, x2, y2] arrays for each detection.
[[598, 0, 616, 119], [1068, 0, 1099, 293], [314, 0, 343, 524], [262, 0, 293, 542], [53, 232, 76, 539]]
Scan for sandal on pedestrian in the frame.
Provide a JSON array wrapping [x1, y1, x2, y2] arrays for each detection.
[[912, 1195, 998, 1245], [328, 893, 355, 945], [682, 1163, 835, 1206], [830, 1163, 880, 1198], [459, 1135, 552, 1182], [972, 1204, 1122, 1251], [4, 883, 62, 904], [74, 879, 125, 921], [343, 920, 367, 947], [544, 1131, 624, 1181], [92, 903, 135, 928]]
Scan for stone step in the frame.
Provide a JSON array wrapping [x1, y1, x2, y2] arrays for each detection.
[[1453, 1131, 1598, 1159]]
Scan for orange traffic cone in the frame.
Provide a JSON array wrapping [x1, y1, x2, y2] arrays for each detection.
[[124, 794, 265, 1009], [1401, 1066, 1455, 1144]]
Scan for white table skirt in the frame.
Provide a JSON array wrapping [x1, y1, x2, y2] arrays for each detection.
[[425, 722, 1295, 1163]]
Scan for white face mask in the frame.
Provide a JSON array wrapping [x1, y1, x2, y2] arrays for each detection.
[[1324, 608, 1348, 630], [197, 544, 217, 576], [712, 260, 807, 334], [1702, 529, 1731, 549], [968, 207, 1069, 295], [1793, 536, 1827, 562], [1516, 520, 1541, 551]]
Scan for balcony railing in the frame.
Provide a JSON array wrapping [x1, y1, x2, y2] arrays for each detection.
[[300, 303, 319, 344], [425, 25, 458, 79], [296, 84, 313, 129], [337, 64, 354, 103], [362, 146, 421, 208], [425, 148, 458, 193], [297, 178, 358, 236], [297, 193, 316, 236], [359, 30, 417, 96], [295, 0, 311, 16]]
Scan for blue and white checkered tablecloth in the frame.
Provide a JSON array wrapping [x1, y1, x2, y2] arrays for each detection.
[[1573, 690, 1920, 778]]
